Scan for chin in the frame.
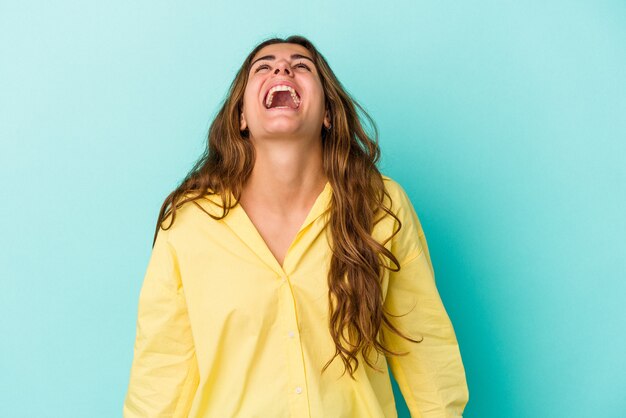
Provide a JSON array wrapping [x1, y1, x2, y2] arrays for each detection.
[[263, 123, 300, 132]]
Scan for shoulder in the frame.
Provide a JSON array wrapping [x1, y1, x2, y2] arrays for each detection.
[[156, 190, 227, 240], [380, 174, 415, 215], [379, 174, 428, 264]]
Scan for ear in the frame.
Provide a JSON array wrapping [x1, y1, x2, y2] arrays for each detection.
[[240, 110, 247, 131], [323, 108, 331, 129]]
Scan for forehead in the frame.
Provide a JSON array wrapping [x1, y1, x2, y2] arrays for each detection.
[[250, 43, 313, 63]]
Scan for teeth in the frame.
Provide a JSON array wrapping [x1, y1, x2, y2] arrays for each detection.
[[265, 85, 301, 108]]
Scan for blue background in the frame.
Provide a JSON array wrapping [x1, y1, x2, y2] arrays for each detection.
[[1, 1, 624, 417]]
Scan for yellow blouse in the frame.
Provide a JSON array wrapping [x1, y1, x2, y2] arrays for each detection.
[[123, 175, 469, 417]]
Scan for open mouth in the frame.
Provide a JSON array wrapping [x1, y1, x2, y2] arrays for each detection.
[[264, 85, 301, 110]]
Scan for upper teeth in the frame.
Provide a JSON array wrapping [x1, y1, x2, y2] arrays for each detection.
[[265, 85, 301, 108]]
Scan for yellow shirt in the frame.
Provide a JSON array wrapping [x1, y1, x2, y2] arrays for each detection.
[[123, 175, 469, 417]]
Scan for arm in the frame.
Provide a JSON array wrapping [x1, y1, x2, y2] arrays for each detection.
[[123, 226, 198, 418], [383, 186, 469, 418]]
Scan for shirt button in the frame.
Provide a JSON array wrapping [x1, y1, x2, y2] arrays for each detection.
[[295, 386, 302, 394], [288, 330, 295, 338]]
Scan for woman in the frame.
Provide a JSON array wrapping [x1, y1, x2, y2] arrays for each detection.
[[123, 35, 469, 417]]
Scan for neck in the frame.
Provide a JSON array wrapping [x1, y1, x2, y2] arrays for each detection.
[[242, 135, 327, 215]]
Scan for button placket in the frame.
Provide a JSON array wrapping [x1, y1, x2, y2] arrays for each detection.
[[278, 273, 310, 416]]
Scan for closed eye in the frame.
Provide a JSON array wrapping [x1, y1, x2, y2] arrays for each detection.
[[254, 63, 311, 72]]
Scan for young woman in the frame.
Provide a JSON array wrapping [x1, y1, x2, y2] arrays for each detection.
[[123, 35, 469, 418]]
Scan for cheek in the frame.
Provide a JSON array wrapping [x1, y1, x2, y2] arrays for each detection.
[[242, 83, 258, 109], [313, 90, 326, 110], [243, 95, 257, 116], [243, 89, 252, 104], [313, 83, 326, 106]]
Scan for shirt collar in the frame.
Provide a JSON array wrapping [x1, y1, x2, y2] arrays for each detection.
[[201, 180, 333, 276]]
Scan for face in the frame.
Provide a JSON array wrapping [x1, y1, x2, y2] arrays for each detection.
[[240, 43, 330, 139]]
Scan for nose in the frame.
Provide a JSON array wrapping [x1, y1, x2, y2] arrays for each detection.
[[274, 61, 291, 75]]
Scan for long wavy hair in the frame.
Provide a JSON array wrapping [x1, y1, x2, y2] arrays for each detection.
[[153, 34, 422, 379]]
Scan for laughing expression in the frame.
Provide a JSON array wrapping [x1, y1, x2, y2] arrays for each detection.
[[240, 43, 330, 138]]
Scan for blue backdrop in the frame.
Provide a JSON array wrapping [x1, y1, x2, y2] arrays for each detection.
[[1, 1, 624, 417]]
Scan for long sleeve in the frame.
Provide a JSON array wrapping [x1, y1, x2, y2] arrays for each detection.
[[383, 184, 469, 418], [123, 226, 199, 418]]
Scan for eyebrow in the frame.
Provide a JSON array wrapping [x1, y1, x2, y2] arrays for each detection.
[[250, 54, 315, 68]]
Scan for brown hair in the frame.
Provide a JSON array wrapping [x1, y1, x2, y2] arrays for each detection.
[[153, 34, 422, 379]]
